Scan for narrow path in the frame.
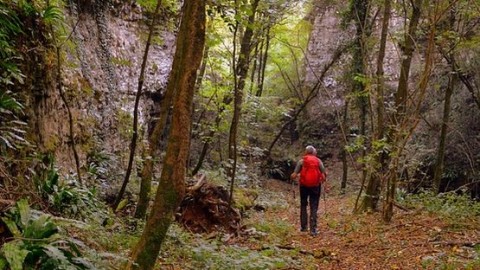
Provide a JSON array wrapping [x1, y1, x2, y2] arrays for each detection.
[[251, 179, 480, 269]]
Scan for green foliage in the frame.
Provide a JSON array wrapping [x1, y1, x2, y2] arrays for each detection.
[[345, 135, 365, 154], [136, 0, 179, 19], [0, 199, 93, 269], [40, 4, 63, 27], [0, 2, 24, 87], [116, 108, 134, 140], [85, 149, 112, 179], [266, 8, 311, 97], [252, 218, 293, 244], [402, 190, 480, 223], [34, 155, 108, 222], [159, 224, 294, 270], [0, 90, 28, 151]]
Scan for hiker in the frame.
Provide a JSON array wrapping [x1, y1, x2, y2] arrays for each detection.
[[290, 145, 327, 236]]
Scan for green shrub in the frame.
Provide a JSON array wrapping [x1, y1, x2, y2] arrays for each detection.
[[34, 155, 108, 222], [403, 190, 480, 221], [0, 200, 93, 269]]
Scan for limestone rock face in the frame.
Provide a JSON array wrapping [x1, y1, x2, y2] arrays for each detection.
[[42, 1, 178, 184]]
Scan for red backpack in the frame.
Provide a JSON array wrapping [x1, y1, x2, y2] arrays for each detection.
[[300, 155, 325, 187]]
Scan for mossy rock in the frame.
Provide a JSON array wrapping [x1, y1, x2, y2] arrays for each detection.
[[233, 188, 259, 212]]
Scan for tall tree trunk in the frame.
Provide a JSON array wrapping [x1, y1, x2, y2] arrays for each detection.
[[56, 46, 83, 185], [228, 0, 260, 204], [434, 3, 457, 193], [359, 0, 391, 212], [256, 26, 270, 97], [134, 13, 184, 219], [383, 0, 423, 222], [341, 99, 350, 193], [349, 0, 370, 207], [433, 74, 456, 193], [114, 0, 163, 211], [249, 41, 259, 94], [126, 1, 205, 269], [351, 0, 369, 140]]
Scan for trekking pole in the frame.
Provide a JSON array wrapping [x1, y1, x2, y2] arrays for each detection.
[[291, 178, 296, 200], [323, 182, 328, 218]]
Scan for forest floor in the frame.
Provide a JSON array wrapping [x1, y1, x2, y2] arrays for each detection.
[[231, 179, 480, 270]]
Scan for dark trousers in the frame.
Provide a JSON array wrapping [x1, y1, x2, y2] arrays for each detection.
[[300, 185, 321, 231]]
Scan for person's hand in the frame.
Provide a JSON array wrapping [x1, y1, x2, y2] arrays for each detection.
[[290, 172, 299, 184]]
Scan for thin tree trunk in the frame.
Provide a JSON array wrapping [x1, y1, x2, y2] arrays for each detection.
[[351, 0, 370, 208], [114, 0, 163, 210], [56, 46, 83, 185], [256, 37, 264, 92], [256, 26, 270, 97], [433, 74, 456, 192], [126, 1, 205, 269], [341, 99, 349, 192], [49, 19, 83, 186], [195, 46, 209, 91], [383, 0, 423, 222], [191, 140, 210, 176], [434, 3, 457, 193], [359, 0, 391, 212], [228, 0, 260, 204], [249, 41, 259, 94]]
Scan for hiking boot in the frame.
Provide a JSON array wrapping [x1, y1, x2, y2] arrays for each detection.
[[300, 227, 308, 232], [310, 229, 318, 236]]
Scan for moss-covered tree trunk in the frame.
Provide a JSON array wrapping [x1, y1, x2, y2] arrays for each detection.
[[126, 1, 205, 269]]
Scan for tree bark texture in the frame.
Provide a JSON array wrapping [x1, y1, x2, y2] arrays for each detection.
[[126, 1, 205, 269]]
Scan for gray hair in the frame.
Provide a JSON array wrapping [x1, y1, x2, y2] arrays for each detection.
[[305, 145, 316, 154]]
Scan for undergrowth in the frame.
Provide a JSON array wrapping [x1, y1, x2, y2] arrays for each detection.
[[401, 190, 480, 223], [0, 200, 94, 269], [158, 224, 304, 270]]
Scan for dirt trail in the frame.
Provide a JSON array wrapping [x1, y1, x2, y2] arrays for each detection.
[[255, 179, 480, 269]]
